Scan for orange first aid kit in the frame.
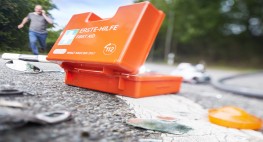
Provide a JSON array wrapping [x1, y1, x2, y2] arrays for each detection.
[[47, 2, 182, 98]]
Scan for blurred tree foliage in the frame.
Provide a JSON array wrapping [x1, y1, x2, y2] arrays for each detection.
[[0, 0, 56, 52], [137, 0, 263, 67], [1, 0, 263, 67]]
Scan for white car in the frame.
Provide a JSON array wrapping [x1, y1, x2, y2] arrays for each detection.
[[170, 63, 211, 84]]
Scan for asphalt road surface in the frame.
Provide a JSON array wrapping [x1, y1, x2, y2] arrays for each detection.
[[0, 59, 262, 142]]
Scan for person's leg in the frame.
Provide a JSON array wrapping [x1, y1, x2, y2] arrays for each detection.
[[37, 32, 48, 53], [29, 31, 39, 55]]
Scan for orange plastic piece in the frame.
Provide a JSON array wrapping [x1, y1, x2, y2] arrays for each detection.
[[208, 106, 263, 130], [47, 2, 182, 98]]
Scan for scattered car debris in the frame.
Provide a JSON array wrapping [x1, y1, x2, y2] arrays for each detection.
[[0, 99, 27, 108], [170, 63, 211, 84], [0, 108, 72, 131], [81, 128, 103, 141], [0, 108, 33, 130], [138, 65, 154, 74], [208, 106, 263, 130], [0, 89, 24, 96], [5, 60, 41, 73], [5, 60, 63, 73], [0, 89, 33, 96], [126, 118, 192, 135], [156, 115, 176, 121], [35, 111, 72, 124]]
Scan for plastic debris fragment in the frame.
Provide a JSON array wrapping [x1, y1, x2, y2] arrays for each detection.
[[5, 60, 63, 73], [156, 115, 176, 121], [0, 108, 71, 130], [0, 108, 32, 130], [0, 99, 26, 108], [126, 118, 192, 134], [208, 106, 263, 130], [0, 89, 24, 96], [35, 111, 72, 124], [5, 60, 42, 73]]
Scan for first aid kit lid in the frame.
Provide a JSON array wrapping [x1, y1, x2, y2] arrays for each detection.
[[47, 2, 165, 74]]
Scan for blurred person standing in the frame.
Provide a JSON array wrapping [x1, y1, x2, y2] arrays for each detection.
[[18, 5, 53, 55]]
